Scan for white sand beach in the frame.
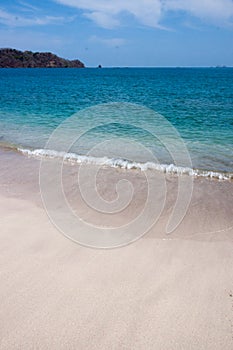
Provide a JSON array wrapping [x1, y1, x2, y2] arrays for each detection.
[[0, 149, 233, 349]]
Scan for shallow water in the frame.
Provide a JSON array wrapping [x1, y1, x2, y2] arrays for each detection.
[[0, 68, 232, 176]]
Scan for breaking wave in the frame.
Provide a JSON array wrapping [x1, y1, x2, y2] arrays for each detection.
[[18, 147, 233, 181]]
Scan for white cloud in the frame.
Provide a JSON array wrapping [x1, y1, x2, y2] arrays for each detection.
[[165, 0, 233, 22], [17, 1, 41, 13], [54, 0, 233, 28], [0, 8, 69, 27], [54, 0, 163, 28], [85, 11, 120, 29], [90, 35, 126, 47], [1, 1, 233, 29]]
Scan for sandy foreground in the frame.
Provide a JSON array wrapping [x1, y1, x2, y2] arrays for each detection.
[[0, 149, 233, 349]]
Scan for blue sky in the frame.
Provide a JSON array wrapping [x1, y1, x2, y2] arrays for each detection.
[[0, 0, 233, 67]]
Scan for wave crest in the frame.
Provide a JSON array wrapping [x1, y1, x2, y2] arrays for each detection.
[[18, 147, 233, 181]]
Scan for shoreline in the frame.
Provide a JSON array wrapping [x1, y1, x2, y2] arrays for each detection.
[[0, 148, 233, 348], [1, 142, 233, 181], [0, 146, 232, 241]]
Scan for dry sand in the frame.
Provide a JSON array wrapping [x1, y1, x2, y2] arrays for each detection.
[[0, 149, 233, 349]]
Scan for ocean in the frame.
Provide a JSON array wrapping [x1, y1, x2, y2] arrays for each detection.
[[0, 67, 232, 179]]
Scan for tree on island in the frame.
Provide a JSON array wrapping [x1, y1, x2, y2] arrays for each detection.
[[0, 48, 85, 68]]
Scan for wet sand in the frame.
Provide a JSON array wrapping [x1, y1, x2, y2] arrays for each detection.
[[0, 148, 233, 349]]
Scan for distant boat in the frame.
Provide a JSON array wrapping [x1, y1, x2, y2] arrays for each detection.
[[98, 64, 102, 68]]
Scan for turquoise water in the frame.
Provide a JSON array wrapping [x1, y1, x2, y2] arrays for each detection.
[[0, 68, 232, 176]]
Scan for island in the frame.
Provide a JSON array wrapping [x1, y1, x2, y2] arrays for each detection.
[[0, 48, 85, 68]]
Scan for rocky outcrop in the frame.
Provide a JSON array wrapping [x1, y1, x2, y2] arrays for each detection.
[[0, 48, 85, 68]]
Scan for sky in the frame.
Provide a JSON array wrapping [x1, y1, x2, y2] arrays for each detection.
[[0, 0, 233, 67]]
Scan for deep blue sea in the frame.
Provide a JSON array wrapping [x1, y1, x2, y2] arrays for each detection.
[[0, 68, 232, 178]]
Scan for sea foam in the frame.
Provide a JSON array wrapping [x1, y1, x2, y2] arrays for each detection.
[[18, 147, 233, 181]]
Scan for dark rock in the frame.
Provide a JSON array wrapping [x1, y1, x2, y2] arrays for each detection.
[[0, 48, 85, 68]]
